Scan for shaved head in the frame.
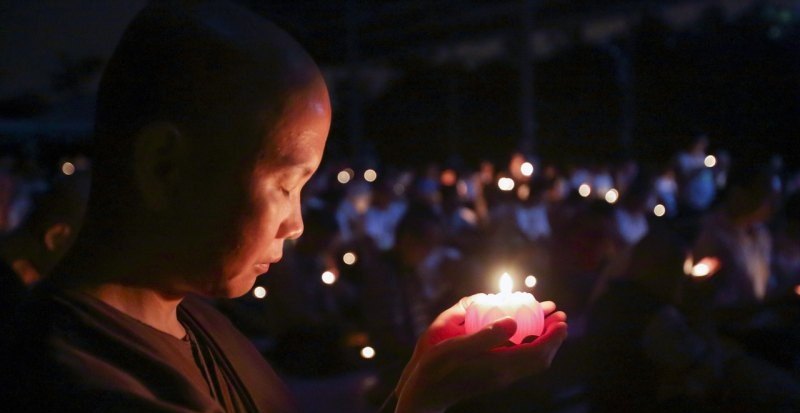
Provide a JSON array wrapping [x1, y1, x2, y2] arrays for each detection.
[[69, 0, 331, 296]]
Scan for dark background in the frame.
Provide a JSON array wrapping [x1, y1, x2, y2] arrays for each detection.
[[1, 0, 799, 170]]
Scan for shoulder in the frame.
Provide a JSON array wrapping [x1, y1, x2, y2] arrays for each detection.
[[11, 284, 221, 412]]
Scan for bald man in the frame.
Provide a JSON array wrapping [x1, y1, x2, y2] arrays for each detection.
[[10, 2, 567, 412]]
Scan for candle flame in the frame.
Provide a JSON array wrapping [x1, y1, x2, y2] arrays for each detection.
[[499, 272, 512, 294], [692, 262, 710, 277]]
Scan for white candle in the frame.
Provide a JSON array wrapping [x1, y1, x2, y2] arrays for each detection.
[[465, 273, 545, 344]]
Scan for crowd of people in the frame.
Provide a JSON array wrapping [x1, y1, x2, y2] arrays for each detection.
[[210, 134, 799, 410], [1, 130, 799, 412]]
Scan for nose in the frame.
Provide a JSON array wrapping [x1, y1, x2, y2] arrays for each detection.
[[279, 198, 304, 240]]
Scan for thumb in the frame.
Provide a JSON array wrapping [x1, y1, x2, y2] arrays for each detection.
[[454, 317, 517, 356]]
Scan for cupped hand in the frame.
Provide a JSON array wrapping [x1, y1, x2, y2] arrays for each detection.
[[394, 295, 568, 413]]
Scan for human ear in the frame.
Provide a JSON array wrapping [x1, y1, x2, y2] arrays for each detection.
[[133, 122, 188, 211]]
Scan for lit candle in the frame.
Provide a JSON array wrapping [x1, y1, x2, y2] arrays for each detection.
[[465, 273, 545, 344]]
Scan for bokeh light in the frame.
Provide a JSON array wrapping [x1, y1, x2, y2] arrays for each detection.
[[604, 188, 619, 204], [525, 275, 537, 288], [578, 183, 591, 198], [363, 169, 377, 182], [61, 162, 76, 176], [653, 204, 666, 217], [520, 162, 534, 177], [253, 286, 267, 299], [321, 271, 337, 285], [343, 252, 357, 265], [360, 346, 376, 359], [704, 155, 717, 168], [337, 170, 351, 184], [441, 169, 457, 186], [498, 177, 515, 191], [691, 262, 711, 277]]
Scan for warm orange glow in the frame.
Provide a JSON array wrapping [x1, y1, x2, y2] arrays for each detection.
[[686, 256, 721, 278], [61, 162, 76, 176], [441, 169, 457, 186], [795, 285, 800, 296]]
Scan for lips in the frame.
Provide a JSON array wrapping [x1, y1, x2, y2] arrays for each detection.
[[254, 263, 271, 273]]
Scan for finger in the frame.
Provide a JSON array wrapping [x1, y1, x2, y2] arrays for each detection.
[[494, 320, 568, 377], [544, 310, 567, 326], [440, 317, 517, 358], [540, 301, 556, 315]]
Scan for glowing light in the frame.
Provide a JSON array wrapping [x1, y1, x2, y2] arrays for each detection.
[[337, 170, 351, 184], [578, 183, 591, 198], [605, 188, 619, 204], [441, 169, 457, 186], [686, 256, 720, 278], [343, 252, 357, 265], [525, 275, 537, 288], [253, 286, 267, 299], [61, 162, 75, 176], [497, 177, 515, 191], [653, 204, 666, 217], [704, 155, 717, 168], [691, 262, 711, 277], [795, 285, 800, 296], [363, 169, 377, 182], [360, 346, 376, 359], [520, 162, 534, 177], [321, 271, 337, 285], [499, 272, 513, 294]]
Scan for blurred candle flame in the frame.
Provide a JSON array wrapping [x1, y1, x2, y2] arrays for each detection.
[[321, 271, 336, 285], [498, 177, 515, 191], [360, 346, 375, 359], [653, 203, 666, 217], [343, 252, 357, 265], [578, 183, 591, 198], [605, 188, 619, 204], [499, 272, 512, 294], [684, 255, 720, 278], [520, 162, 534, 177]]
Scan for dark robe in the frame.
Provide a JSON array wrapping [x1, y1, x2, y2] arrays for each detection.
[[8, 281, 297, 413]]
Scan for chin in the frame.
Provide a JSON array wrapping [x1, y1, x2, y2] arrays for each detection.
[[219, 269, 260, 298]]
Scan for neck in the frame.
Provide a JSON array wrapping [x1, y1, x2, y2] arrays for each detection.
[[81, 283, 186, 339]]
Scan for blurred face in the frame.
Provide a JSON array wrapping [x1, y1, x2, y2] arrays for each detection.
[[186, 76, 330, 298]]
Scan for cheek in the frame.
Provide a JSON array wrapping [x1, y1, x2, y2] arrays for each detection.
[[237, 191, 289, 251]]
